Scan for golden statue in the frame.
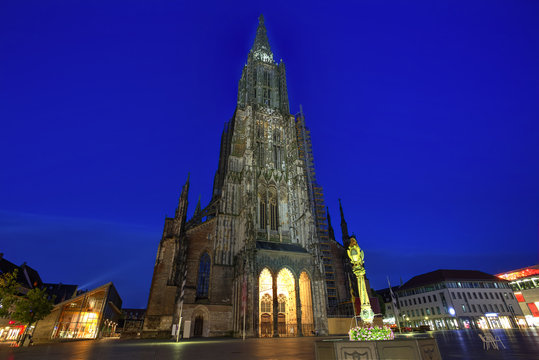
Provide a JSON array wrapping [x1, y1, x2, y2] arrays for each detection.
[[347, 236, 374, 324]]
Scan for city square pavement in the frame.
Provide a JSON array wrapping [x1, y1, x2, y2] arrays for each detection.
[[0, 329, 537, 360]]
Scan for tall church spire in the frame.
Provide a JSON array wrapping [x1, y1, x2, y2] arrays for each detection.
[[175, 174, 190, 220], [236, 15, 288, 112], [339, 199, 350, 247], [327, 206, 335, 241], [251, 14, 273, 63]]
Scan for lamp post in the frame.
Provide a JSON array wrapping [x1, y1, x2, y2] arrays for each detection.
[[347, 236, 375, 324]]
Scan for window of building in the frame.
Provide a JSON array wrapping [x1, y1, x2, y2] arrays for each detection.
[[472, 304, 476, 312], [259, 196, 267, 229], [278, 294, 286, 313], [462, 305, 466, 312], [196, 253, 211, 298], [495, 292, 500, 299], [473, 292, 478, 299], [262, 71, 271, 106], [478, 293, 483, 299], [428, 296, 432, 302], [423, 296, 426, 303], [504, 292, 508, 299], [433, 294, 437, 302], [413, 298, 417, 305], [457, 292, 462, 299], [488, 304, 494, 312], [436, 306, 441, 315], [421, 309, 425, 316], [272, 129, 283, 170], [261, 294, 272, 313], [490, 293, 494, 299], [257, 141, 265, 167], [426, 308, 431, 315], [270, 201, 278, 230], [494, 304, 499, 312], [451, 292, 456, 300]]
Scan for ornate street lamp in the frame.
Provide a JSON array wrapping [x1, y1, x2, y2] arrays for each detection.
[[347, 236, 375, 324]]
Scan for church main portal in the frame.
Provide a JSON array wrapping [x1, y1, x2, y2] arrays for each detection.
[[258, 268, 314, 337]]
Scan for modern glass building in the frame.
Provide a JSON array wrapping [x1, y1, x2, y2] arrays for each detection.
[[33, 282, 122, 343], [497, 265, 539, 327]]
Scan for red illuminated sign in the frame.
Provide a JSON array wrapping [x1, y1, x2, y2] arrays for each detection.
[[515, 292, 525, 302], [497, 267, 539, 281], [528, 303, 539, 317]]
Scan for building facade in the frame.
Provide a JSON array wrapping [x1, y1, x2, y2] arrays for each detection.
[[497, 265, 539, 327], [32, 282, 122, 343], [143, 16, 329, 338], [393, 269, 524, 330]]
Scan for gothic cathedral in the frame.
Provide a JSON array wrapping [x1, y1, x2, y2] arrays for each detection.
[[142, 15, 331, 338]]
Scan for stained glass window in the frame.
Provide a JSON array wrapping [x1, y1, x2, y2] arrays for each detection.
[[196, 253, 211, 298]]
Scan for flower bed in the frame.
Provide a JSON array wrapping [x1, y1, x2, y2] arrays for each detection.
[[349, 325, 395, 341]]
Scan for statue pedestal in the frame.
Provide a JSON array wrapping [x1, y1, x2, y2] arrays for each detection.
[[353, 317, 384, 328], [315, 338, 442, 360]]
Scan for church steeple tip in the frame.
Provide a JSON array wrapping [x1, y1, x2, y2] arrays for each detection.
[[251, 14, 273, 63]]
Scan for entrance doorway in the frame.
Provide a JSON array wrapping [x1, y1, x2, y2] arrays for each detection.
[[193, 315, 204, 337]]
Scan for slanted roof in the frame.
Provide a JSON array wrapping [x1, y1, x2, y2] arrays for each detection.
[[20, 263, 43, 288], [401, 269, 504, 290], [42, 283, 78, 304], [0, 256, 42, 289]]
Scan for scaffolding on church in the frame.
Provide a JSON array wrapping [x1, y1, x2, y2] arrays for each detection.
[[294, 109, 338, 313]]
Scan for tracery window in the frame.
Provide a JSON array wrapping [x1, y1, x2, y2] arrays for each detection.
[[262, 71, 271, 106], [196, 253, 211, 298], [259, 195, 267, 229], [269, 193, 279, 231], [261, 294, 272, 313], [278, 294, 287, 313], [273, 129, 283, 170]]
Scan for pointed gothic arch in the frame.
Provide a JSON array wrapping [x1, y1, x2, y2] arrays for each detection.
[[258, 268, 273, 337], [276, 267, 297, 337], [299, 271, 314, 336]]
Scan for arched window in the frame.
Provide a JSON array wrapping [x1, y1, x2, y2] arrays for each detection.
[[196, 253, 211, 298], [273, 129, 283, 170], [269, 192, 278, 231], [261, 294, 272, 313], [259, 194, 267, 230]]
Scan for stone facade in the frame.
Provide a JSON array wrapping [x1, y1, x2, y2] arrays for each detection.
[[143, 15, 329, 338]]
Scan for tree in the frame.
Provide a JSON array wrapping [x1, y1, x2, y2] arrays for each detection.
[[0, 270, 54, 345], [0, 270, 21, 318]]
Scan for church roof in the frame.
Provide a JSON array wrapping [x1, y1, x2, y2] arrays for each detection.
[[256, 241, 308, 253], [400, 269, 505, 290]]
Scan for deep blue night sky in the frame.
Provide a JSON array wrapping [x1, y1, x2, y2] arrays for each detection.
[[1, 1, 538, 307]]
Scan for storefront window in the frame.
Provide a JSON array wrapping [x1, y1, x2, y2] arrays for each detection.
[[53, 289, 106, 339]]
